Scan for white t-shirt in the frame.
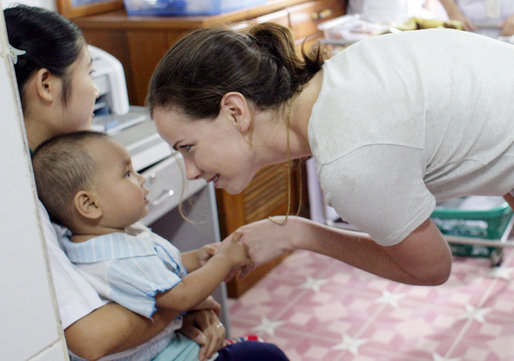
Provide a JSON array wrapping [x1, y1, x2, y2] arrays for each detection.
[[38, 201, 106, 329], [309, 29, 514, 246]]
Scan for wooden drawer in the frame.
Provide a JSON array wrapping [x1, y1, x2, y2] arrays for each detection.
[[256, 9, 290, 27], [230, 9, 289, 32], [140, 153, 205, 225]]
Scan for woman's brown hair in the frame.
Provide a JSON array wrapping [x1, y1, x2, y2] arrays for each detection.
[[147, 22, 325, 117]]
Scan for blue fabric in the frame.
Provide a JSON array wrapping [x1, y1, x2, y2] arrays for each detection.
[[106, 255, 183, 317], [151, 333, 200, 361], [216, 341, 290, 361], [63, 231, 182, 266], [61, 230, 187, 318], [152, 337, 289, 361]]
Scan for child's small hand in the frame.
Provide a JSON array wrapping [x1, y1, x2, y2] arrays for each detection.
[[192, 296, 221, 316], [197, 244, 219, 266], [217, 232, 249, 268]]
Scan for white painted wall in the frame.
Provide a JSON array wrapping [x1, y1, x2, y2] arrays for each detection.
[[0, 5, 68, 361]]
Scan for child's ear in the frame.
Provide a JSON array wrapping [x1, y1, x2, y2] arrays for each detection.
[[73, 191, 102, 220], [220, 92, 251, 134]]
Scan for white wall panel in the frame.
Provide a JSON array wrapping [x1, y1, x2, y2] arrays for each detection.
[[0, 9, 66, 361]]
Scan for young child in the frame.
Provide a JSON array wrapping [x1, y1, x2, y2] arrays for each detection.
[[32, 131, 284, 361]]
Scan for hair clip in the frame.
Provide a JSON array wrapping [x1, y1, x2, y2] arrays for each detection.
[[9, 44, 26, 65]]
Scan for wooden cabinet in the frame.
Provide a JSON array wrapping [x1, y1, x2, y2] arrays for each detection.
[[216, 163, 304, 297], [74, 0, 345, 106], [75, 0, 345, 297]]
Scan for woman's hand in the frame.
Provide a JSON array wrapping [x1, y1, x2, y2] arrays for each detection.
[[214, 232, 251, 281], [179, 310, 226, 361], [449, 10, 475, 31], [232, 216, 301, 279], [501, 14, 514, 36], [439, 0, 476, 31], [217, 232, 248, 268]]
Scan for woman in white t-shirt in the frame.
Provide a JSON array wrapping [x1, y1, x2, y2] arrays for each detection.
[[148, 22, 514, 287]]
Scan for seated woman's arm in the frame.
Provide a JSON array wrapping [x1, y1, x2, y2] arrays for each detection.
[[65, 303, 179, 360], [438, 0, 476, 31], [38, 204, 177, 360]]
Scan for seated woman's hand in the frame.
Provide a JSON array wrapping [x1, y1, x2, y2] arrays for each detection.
[[446, 8, 476, 31], [179, 309, 226, 361]]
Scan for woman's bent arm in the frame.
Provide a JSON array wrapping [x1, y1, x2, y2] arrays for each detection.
[[238, 216, 452, 286]]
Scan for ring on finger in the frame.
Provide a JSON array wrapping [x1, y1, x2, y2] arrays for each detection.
[[216, 323, 224, 329]]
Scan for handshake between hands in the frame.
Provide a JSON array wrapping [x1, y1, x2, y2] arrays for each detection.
[[197, 232, 254, 282], [197, 215, 300, 282]]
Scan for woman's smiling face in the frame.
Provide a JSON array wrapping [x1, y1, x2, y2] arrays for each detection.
[[153, 105, 259, 195]]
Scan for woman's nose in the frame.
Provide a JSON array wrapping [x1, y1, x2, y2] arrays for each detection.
[[184, 158, 202, 180]]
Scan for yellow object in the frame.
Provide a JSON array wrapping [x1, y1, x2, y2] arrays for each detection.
[[395, 17, 464, 31]]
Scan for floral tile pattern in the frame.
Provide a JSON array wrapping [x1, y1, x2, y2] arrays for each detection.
[[228, 237, 514, 361]]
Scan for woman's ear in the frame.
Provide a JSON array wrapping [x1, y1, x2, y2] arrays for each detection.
[[220, 92, 251, 134], [34, 68, 57, 103], [73, 191, 102, 220]]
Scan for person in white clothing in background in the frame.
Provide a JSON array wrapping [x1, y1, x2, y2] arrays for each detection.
[[438, 0, 514, 38]]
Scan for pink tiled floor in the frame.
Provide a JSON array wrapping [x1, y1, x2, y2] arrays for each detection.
[[228, 240, 514, 361]]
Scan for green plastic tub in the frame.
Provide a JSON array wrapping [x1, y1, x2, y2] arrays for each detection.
[[431, 196, 514, 265]]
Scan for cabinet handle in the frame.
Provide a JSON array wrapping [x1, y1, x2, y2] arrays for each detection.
[[312, 9, 332, 21], [231, 21, 252, 32], [150, 189, 175, 207], [319, 9, 333, 19]]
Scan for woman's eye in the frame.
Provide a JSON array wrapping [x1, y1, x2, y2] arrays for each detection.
[[124, 170, 131, 177], [180, 145, 193, 152]]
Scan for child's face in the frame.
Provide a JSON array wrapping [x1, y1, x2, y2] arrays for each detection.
[[89, 138, 149, 229]]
